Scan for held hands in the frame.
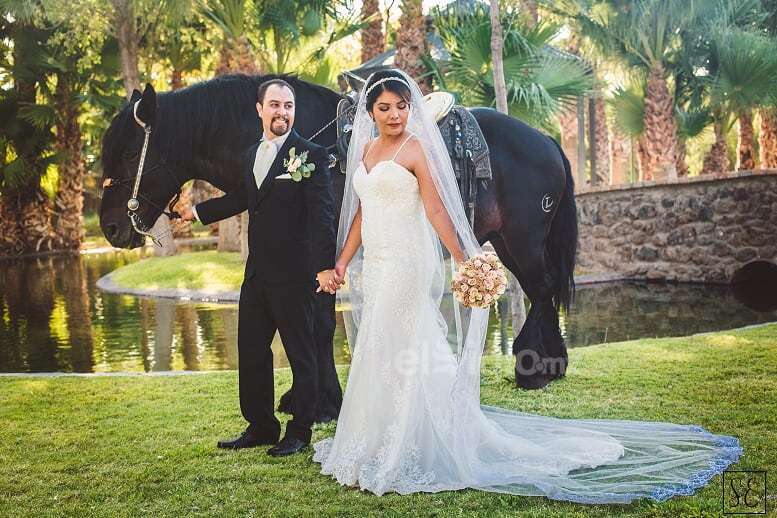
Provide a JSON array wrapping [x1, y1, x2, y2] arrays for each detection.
[[315, 263, 347, 294], [316, 269, 345, 294]]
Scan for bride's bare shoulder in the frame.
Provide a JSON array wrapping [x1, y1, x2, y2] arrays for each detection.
[[403, 135, 427, 165]]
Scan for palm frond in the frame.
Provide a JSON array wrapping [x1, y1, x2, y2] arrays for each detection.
[[199, 0, 245, 38], [17, 103, 56, 130], [711, 27, 777, 112], [609, 84, 646, 137], [676, 105, 711, 139]]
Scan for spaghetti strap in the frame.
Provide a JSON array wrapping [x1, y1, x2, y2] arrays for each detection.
[[392, 133, 415, 160], [362, 139, 376, 161]]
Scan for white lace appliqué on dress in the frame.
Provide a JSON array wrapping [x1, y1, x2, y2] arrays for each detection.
[[312, 160, 743, 503]]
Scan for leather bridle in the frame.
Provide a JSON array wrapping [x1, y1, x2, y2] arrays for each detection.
[[105, 100, 182, 247]]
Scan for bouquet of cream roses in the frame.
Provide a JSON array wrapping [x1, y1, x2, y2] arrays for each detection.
[[451, 253, 508, 308]]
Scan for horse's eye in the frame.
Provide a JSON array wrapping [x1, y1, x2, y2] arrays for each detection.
[[123, 149, 138, 160]]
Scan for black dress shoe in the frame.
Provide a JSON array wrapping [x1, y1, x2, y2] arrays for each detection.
[[217, 430, 279, 450], [266, 436, 309, 457]]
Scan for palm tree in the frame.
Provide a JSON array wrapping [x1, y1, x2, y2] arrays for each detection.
[[609, 82, 649, 179], [0, 3, 57, 254], [758, 0, 777, 168], [569, 0, 707, 181], [52, 69, 88, 250], [706, 27, 777, 171], [361, 0, 385, 62], [202, 0, 260, 75], [430, 4, 592, 131], [395, 0, 431, 92], [254, 1, 363, 84], [762, 107, 777, 168]]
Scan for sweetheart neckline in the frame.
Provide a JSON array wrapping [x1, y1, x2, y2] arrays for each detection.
[[358, 159, 415, 179]]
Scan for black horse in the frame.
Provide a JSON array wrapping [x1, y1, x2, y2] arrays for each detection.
[[99, 73, 578, 391]]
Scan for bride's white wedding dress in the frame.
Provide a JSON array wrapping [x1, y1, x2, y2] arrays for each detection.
[[311, 141, 743, 504]]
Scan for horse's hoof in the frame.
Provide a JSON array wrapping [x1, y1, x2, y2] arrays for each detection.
[[515, 373, 555, 390]]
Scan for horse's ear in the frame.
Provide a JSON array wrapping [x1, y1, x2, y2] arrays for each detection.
[[129, 88, 142, 104], [134, 83, 157, 128]]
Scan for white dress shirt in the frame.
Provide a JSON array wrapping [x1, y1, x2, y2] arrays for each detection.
[[192, 131, 291, 222]]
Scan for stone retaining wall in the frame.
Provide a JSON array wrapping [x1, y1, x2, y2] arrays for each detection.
[[575, 170, 777, 283]]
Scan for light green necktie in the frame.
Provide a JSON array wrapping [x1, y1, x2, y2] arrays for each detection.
[[253, 139, 276, 189]]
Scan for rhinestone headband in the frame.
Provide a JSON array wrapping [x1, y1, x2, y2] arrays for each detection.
[[365, 76, 412, 96]]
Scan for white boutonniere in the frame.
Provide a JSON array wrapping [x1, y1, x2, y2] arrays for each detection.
[[283, 147, 316, 182]]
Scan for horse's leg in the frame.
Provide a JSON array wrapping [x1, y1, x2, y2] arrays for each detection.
[[489, 227, 567, 390]]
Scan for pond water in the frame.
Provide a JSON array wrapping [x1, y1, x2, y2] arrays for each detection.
[[1, 248, 775, 373]]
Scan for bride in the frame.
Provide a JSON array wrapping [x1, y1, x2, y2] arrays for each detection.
[[311, 68, 743, 504]]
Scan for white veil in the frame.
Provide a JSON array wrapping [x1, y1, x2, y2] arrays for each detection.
[[331, 68, 743, 503], [336, 68, 489, 406]]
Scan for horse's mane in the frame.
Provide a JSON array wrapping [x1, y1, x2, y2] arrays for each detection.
[[102, 73, 344, 174]]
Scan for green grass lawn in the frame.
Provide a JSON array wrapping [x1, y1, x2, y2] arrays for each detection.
[[2, 324, 775, 517], [109, 250, 244, 292]]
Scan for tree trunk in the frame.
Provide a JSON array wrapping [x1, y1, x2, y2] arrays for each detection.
[[558, 107, 580, 180], [557, 35, 582, 181], [170, 66, 184, 91], [53, 74, 87, 250], [489, 0, 508, 114], [19, 187, 56, 252], [592, 96, 610, 184], [702, 121, 729, 174], [395, 0, 431, 94], [521, 0, 538, 28], [637, 136, 650, 181], [361, 0, 385, 63], [112, 0, 141, 99], [609, 128, 630, 185], [642, 65, 677, 181], [760, 107, 777, 169], [737, 110, 756, 170], [0, 194, 24, 255], [215, 36, 259, 76], [676, 138, 689, 177]]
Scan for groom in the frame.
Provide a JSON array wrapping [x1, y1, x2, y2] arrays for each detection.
[[182, 79, 338, 456]]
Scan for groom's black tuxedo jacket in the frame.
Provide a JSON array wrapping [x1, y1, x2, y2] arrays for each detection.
[[195, 128, 336, 284]]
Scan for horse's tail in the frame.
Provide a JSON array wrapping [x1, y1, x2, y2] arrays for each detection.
[[547, 138, 578, 313]]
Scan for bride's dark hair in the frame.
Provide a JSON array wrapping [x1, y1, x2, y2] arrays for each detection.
[[364, 69, 413, 113]]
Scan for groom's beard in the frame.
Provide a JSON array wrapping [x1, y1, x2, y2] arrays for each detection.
[[269, 117, 290, 137]]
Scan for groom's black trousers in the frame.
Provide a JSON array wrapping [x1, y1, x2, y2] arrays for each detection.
[[237, 275, 318, 442]]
